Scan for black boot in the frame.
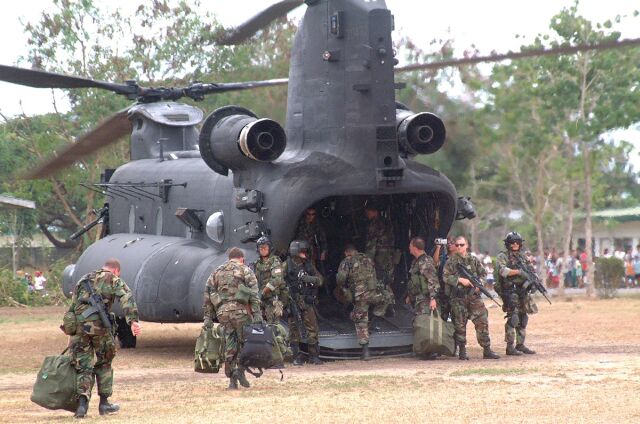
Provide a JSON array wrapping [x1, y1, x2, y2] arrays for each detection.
[[308, 344, 323, 365], [236, 367, 251, 388], [74, 395, 89, 419], [361, 343, 370, 361], [458, 344, 469, 360], [98, 395, 120, 415], [225, 362, 239, 389], [483, 346, 500, 359], [291, 343, 304, 365], [385, 304, 396, 318], [506, 344, 523, 356], [516, 344, 536, 354]]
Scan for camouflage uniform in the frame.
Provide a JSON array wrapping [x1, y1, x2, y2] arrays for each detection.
[[294, 220, 328, 265], [283, 256, 322, 345], [203, 260, 260, 377], [253, 255, 288, 323], [67, 269, 138, 401], [365, 216, 396, 291], [443, 253, 492, 348], [407, 253, 439, 315], [495, 250, 538, 347], [336, 252, 392, 345]]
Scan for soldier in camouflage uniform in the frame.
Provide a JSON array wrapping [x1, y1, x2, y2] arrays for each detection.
[[495, 232, 538, 356], [294, 207, 328, 268], [252, 236, 288, 324], [283, 240, 324, 365], [406, 237, 439, 315], [66, 258, 141, 418], [203, 247, 262, 389], [336, 244, 392, 360], [443, 236, 500, 360], [365, 204, 396, 309]]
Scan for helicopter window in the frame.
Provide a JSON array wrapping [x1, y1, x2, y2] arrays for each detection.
[[135, 119, 143, 130], [206, 211, 224, 244], [155, 206, 163, 235], [128, 205, 136, 233]]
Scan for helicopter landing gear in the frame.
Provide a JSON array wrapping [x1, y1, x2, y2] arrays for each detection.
[[115, 316, 137, 348]]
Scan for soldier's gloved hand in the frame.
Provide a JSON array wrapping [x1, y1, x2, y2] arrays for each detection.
[[203, 319, 213, 330], [300, 274, 320, 286]]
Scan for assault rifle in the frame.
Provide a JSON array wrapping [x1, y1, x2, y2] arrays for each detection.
[[70, 206, 109, 240], [455, 264, 502, 308], [80, 277, 113, 330], [514, 256, 552, 305]]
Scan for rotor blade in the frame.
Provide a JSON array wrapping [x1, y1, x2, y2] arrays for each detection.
[[0, 64, 137, 96], [395, 37, 640, 73], [217, 0, 303, 45], [200, 77, 289, 95], [24, 108, 132, 179]]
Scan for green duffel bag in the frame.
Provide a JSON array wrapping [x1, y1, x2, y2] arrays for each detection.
[[413, 310, 455, 357], [269, 322, 291, 365], [194, 324, 223, 373], [31, 347, 79, 412]]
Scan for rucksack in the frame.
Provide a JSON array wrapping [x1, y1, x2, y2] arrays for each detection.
[[238, 323, 278, 376], [31, 347, 79, 412], [270, 322, 291, 365], [194, 324, 224, 373]]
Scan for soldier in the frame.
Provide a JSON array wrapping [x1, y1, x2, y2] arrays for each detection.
[[294, 207, 328, 270], [203, 247, 262, 390], [336, 244, 392, 360], [406, 237, 439, 315], [443, 236, 500, 360], [284, 240, 323, 365], [252, 236, 288, 324], [495, 232, 538, 356], [66, 258, 141, 418], [364, 203, 396, 308]]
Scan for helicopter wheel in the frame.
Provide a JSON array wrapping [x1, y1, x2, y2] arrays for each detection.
[[115, 316, 137, 349]]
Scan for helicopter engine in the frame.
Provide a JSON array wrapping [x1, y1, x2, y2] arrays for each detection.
[[199, 105, 287, 176], [395, 108, 446, 156]]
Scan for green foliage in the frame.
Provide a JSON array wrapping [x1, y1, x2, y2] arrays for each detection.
[[593, 257, 624, 299]]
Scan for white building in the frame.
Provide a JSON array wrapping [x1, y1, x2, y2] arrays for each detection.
[[574, 206, 640, 256]]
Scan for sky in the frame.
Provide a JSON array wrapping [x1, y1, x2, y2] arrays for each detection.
[[0, 0, 638, 163]]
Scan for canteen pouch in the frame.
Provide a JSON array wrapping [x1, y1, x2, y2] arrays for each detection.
[[234, 284, 252, 304], [61, 311, 78, 336]]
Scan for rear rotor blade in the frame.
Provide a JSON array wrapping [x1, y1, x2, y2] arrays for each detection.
[[395, 37, 640, 73], [217, 0, 303, 45], [25, 108, 132, 179]]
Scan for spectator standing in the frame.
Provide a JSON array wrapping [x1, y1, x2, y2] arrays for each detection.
[[34, 271, 47, 295]]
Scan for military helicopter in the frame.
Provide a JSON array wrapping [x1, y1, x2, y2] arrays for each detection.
[[2, 0, 638, 356]]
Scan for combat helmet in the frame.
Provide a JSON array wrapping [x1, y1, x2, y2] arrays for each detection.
[[289, 240, 309, 257], [503, 231, 524, 248], [256, 236, 272, 253]]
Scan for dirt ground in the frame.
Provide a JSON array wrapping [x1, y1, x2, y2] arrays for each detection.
[[0, 296, 639, 423]]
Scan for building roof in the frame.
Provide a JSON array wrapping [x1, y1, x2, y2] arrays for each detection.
[[0, 195, 36, 209], [590, 206, 640, 222]]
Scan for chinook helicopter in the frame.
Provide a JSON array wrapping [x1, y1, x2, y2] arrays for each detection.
[[2, 0, 638, 357]]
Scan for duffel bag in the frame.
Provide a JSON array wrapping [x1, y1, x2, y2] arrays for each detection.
[[194, 324, 223, 373], [31, 347, 79, 412], [238, 323, 277, 375], [413, 310, 455, 356]]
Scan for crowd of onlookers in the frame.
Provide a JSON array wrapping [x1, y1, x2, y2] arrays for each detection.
[[16, 270, 48, 295]]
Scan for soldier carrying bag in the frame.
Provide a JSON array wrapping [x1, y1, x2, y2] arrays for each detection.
[[194, 324, 224, 373], [413, 310, 455, 357], [31, 347, 79, 412]]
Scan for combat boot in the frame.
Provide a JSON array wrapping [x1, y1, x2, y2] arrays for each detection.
[[227, 375, 239, 390], [506, 344, 523, 356], [308, 344, 324, 365], [360, 343, 371, 361], [98, 396, 120, 415], [515, 344, 536, 354], [482, 347, 500, 359], [236, 367, 251, 388], [458, 344, 469, 360], [74, 395, 89, 419]]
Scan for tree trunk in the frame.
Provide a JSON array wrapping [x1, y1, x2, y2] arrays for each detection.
[[559, 179, 574, 298], [11, 210, 18, 276], [469, 162, 479, 252], [38, 222, 80, 249], [582, 141, 594, 297]]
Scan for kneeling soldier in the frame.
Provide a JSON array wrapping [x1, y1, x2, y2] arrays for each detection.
[[336, 244, 392, 360], [443, 236, 500, 360], [66, 258, 141, 418]]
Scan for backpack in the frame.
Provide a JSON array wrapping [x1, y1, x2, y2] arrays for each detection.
[[31, 347, 79, 412], [194, 324, 224, 373], [270, 322, 291, 364], [238, 323, 278, 376]]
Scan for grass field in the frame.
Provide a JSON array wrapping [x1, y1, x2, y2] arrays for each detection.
[[0, 297, 639, 423]]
